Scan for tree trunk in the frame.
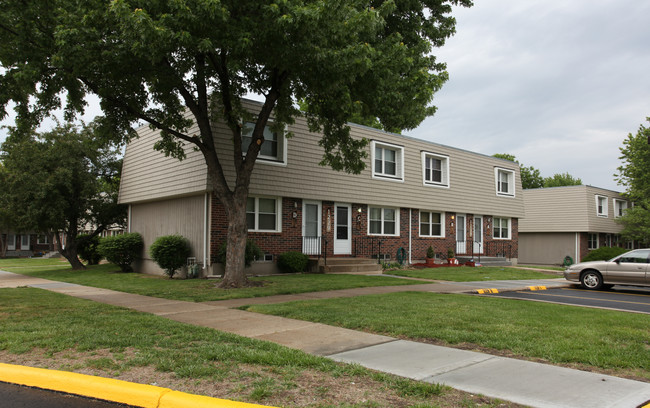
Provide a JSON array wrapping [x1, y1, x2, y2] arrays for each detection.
[[56, 232, 86, 270], [218, 196, 249, 288]]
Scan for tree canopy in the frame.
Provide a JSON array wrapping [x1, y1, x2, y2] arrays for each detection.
[[0, 123, 126, 268], [0, 0, 472, 286], [615, 117, 650, 244]]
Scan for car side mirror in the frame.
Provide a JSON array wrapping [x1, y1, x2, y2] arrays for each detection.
[[615, 258, 621, 264]]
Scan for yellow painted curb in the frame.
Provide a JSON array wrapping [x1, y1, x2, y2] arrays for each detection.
[[0, 363, 277, 408], [476, 288, 499, 294], [527, 286, 547, 291]]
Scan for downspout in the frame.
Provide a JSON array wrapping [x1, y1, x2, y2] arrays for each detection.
[[127, 205, 132, 233], [204, 193, 209, 271], [408, 208, 412, 264], [575, 232, 579, 263]]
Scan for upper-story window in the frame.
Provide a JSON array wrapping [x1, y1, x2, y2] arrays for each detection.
[[614, 199, 627, 218], [422, 152, 449, 188], [246, 196, 282, 232], [368, 206, 399, 236], [595, 195, 608, 217], [242, 122, 286, 165], [495, 168, 515, 197], [371, 141, 404, 182]]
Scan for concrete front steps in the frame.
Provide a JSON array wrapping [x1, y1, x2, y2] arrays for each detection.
[[312, 257, 383, 275]]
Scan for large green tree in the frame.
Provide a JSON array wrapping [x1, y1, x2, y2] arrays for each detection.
[[0, 162, 11, 258], [0, 123, 126, 269], [0, 0, 472, 287], [543, 172, 582, 188], [615, 117, 650, 243]]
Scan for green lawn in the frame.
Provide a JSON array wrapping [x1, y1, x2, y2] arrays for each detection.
[[244, 292, 650, 381], [0, 287, 463, 407], [386, 266, 559, 281], [0, 259, 424, 302]]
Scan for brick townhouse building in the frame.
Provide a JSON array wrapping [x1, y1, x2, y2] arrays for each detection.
[[118, 100, 524, 276]]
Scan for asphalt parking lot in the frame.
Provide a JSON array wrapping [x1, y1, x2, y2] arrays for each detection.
[[483, 285, 650, 314]]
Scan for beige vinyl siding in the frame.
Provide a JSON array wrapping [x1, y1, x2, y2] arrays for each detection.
[[119, 100, 524, 218], [519, 232, 577, 265], [118, 120, 209, 204], [130, 195, 207, 275], [519, 185, 626, 233]]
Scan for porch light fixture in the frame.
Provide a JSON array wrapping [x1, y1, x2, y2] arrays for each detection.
[[357, 207, 362, 213]]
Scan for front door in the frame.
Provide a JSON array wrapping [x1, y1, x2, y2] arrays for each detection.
[[334, 203, 352, 255], [456, 214, 466, 255], [474, 216, 483, 254], [302, 201, 322, 255]]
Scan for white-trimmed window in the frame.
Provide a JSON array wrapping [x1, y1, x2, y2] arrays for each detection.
[[246, 197, 282, 232], [595, 195, 608, 217], [422, 152, 449, 188], [614, 199, 627, 218], [37, 235, 49, 245], [420, 211, 445, 237], [242, 122, 287, 165], [372, 141, 404, 181], [588, 233, 599, 250], [493, 217, 510, 239], [7, 234, 16, 251], [495, 168, 515, 197], [20, 234, 30, 250], [368, 206, 399, 236]]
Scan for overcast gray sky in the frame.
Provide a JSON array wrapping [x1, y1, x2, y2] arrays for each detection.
[[408, 0, 650, 191], [2, 0, 649, 191]]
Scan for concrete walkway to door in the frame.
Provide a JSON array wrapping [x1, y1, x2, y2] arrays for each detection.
[[1, 270, 649, 408]]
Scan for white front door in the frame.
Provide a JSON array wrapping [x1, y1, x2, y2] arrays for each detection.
[[20, 234, 30, 250], [474, 216, 483, 254], [302, 201, 322, 255], [7, 234, 16, 251], [456, 214, 466, 255], [334, 203, 352, 255]]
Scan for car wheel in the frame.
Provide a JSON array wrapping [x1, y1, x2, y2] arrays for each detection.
[[580, 270, 603, 290]]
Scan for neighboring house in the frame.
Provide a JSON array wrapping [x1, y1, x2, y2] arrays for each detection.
[[118, 100, 525, 276], [0, 232, 56, 257], [519, 185, 632, 265]]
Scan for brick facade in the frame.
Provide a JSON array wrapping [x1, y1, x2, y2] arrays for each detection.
[[209, 194, 519, 264]]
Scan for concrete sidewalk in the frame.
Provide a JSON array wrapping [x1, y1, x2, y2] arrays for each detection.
[[1, 271, 649, 408]]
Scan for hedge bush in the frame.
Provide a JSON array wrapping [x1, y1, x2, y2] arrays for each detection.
[[98, 233, 143, 272], [277, 251, 309, 273], [216, 240, 263, 267], [77, 234, 102, 265], [149, 235, 191, 279], [582, 246, 628, 262]]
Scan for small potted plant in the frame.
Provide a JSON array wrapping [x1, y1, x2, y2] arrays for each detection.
[[425, 246, 436, 266], [447, 248, 456, 265]]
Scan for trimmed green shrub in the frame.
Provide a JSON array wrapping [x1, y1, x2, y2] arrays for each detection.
[[426, 246, 435, 258], [149, 235, 191, 279], [216, 240, 263, 267], [277, 251, 309, 273], [582, 246, 628, 262], [76, 234, 102, 265], [98, 233, 143, 272]]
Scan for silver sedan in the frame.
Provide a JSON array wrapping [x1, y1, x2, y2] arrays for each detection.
[[564, 249, 650, 290]]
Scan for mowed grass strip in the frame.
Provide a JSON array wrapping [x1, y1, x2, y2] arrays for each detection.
[[244, 292, 650, 381], [0, 259, 423, 302], [387, 266, 559, 281], [0, 287, 456, 407]]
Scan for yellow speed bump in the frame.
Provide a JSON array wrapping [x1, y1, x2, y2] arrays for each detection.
[[527, 286, 547, 291], [0, 363, 277, 408], [476, 288, 499, 294]]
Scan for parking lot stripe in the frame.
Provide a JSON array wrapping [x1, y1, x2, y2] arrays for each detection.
[[525, 291, 650, 307]]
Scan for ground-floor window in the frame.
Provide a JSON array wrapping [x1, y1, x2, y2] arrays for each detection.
[[420, 211, 444, 237], [368, 206, 398, 236], [588, 233, 598, 249], [37, 235, 49, 244], [246, 197, 281, 232], [493, 217, 510, 239]]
